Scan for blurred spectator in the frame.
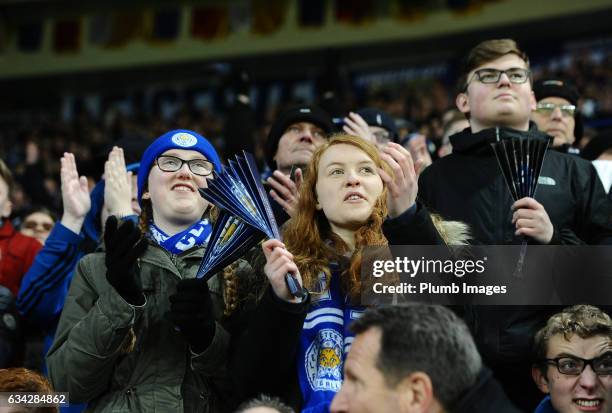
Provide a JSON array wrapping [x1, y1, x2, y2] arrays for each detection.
[[532, 79, 583, 154], [330, 305, 520, 413], [0, 367, 59, 413], [581, 129, 612, 195], [342, 108, 399, 149], [0, 160, 42, 297], [400, 133, 433, 175], [223, 70, 257, 159], [0, 286, 22, 368], [532, 305, 612, 413], [264, 105, 334, 174], [438, 109, 470, 158], [264, 105, 334, 220], [235, 395, 295, 413], [18, 207, 57, 245]]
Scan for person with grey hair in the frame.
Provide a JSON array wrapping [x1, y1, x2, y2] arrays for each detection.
[[330, 305, 520, 413], [235, 394, 295, 413]]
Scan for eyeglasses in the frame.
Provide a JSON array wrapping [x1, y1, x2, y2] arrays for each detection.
[[155, 155, 214, 176], [372, 130, 391, 145], [22, 220, 54, 232], [543, 353, 612, 376], [465, 68, 531, 90], [535, 102, 576, 117]]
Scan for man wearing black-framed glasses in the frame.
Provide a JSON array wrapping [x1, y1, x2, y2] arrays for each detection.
[[532, 79, 583, 152], [532, 305, 612, 413], [415, 38, 612, 412]]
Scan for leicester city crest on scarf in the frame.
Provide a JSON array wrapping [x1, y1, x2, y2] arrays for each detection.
[[306, 328, 343, 392]]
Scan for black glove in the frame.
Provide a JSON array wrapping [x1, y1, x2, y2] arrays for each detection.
[[104, 216, 147, 306], [167, 279, 216, 354]]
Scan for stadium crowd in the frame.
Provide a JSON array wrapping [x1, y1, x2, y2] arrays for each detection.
[[0, 38, 611, 413]]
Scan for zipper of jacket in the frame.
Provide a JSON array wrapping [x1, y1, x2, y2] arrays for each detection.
[[495, 127, 505, 243], [143, 239, 183, 279], [161, 245, 203, 279], [165, 249, 181, 278]]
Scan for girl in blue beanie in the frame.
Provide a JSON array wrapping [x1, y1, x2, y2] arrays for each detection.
[[47, 130, 268, 413]]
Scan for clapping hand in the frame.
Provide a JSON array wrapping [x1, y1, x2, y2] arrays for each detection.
[[378, 143, 419, 218], [60, 152, 91, 234]]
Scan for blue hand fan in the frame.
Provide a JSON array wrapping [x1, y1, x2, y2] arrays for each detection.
[[198, 151, 305, 297]]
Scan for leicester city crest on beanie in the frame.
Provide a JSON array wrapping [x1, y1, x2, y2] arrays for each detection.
[[137, 129, 222, 206]]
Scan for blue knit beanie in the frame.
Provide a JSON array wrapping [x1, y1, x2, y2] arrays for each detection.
[[137, 129, 222, 206]]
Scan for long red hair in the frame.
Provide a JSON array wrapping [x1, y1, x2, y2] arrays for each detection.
[[283, 134, 392, 301]]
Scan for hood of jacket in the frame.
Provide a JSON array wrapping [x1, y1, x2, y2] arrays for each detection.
[[450, 123, 552, 156]]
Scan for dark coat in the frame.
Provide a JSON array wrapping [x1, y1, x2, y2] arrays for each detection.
[[419, 125, 612, 245]]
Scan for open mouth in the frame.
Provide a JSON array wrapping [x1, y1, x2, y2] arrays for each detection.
[[574, 398, 603, 411], [171, 183, 195, 192], [344, 192, 366, 202]]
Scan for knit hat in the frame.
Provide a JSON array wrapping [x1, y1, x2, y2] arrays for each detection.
[[533, 79, 579, 106], [533, 79, 583, 140], [137, 129, 222, 206], [265, 105, 334, 169], [355, 107, 399, 142]]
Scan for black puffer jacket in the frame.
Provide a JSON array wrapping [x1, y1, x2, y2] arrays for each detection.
[[419, 125, 612, 245]]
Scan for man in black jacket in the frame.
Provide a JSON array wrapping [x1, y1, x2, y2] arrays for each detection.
[[420, 39, 611, 246], [418, 39, 612, 411], [330, 305, 521, 413]]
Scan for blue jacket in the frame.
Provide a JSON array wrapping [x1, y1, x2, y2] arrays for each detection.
[[17, 180, 106, 331], [534, 396, 557, 413], [16, 180, 129, 413]]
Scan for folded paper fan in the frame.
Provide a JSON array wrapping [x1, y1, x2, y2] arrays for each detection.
[[198, 151, 305, 297]]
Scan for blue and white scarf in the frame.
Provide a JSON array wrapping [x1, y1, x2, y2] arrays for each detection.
[[149, 219, 212, 254], [298, 262, 365, 413]]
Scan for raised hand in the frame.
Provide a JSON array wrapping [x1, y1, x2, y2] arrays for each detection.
[[343, 112, 375, 145], [262, 239, 304, 303], [512, 197, 554, 244], [104, 216, 147, 305], [60, 152, 91, 234], [104, 147, 135, 218], [267, 169, 303, 218], [167, 278, 216, 354], [378, 142, 418, 218]]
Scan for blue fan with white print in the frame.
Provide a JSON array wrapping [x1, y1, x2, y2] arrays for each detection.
[[197, 151, 305, 298], [195, 210, 261, 281]]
